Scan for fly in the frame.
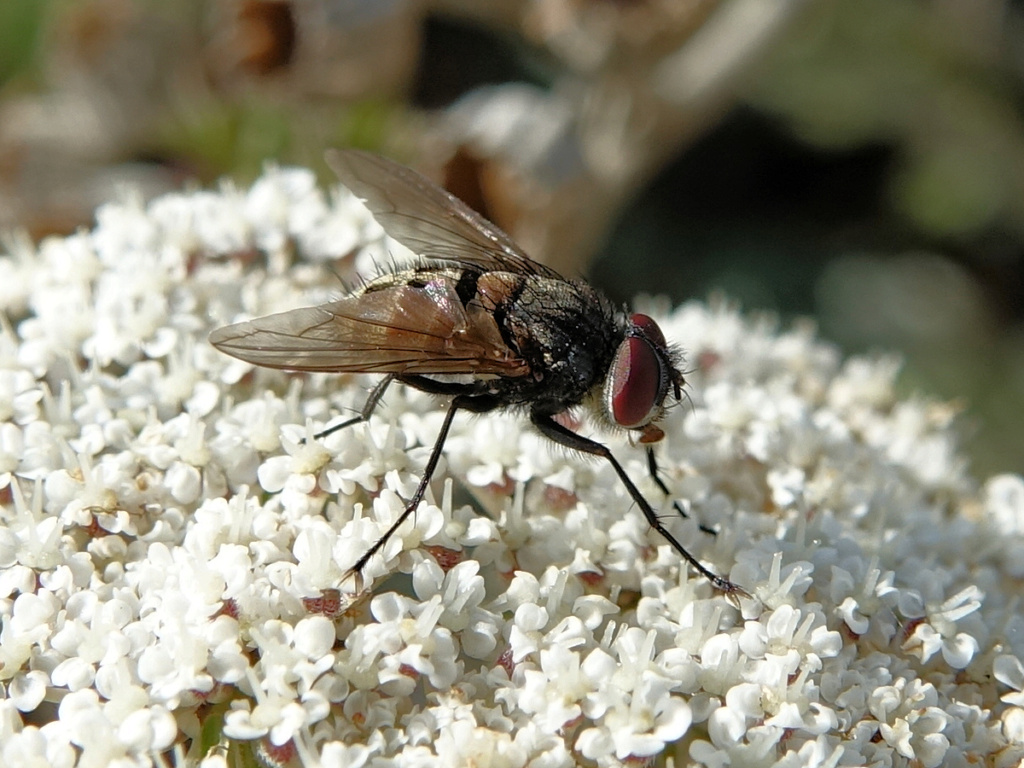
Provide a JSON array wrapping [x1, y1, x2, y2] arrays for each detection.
[[210, 150, 743, 595]]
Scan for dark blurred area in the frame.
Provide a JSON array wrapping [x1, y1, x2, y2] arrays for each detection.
[[1, 0, 1022, 477]]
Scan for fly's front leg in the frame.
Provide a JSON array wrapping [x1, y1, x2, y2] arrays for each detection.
[[645, 446, 717, 536], [532, 412, 744, 596]]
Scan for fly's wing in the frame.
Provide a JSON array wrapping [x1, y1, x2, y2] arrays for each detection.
[[327, 149, 562, 279], [209, 273, 530, 376]]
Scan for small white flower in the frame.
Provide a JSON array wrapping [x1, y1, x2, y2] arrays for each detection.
[[577, 672, 693, 760], [412, 559, 499, 659], [245, 166, 326, 254], [698, 632, 745, 697], [192, 187, 252, 254], [994, 655, 1024, 707], [829, 560, 898, 639], [0, 370, 41, 425], [516, 642, 603, 731], [257, 421, 332, 494], [8, 669, 49, 712], [902, 584, 983, 668]]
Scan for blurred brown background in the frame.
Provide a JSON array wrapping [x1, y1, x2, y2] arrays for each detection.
[[2, 0, 1022, 477]]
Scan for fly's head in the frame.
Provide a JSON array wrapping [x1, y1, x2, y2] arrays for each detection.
[[604, 313, 684, 444]]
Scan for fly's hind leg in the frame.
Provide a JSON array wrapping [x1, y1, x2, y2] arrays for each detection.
[[314, 374, 396, 440], [344, 376, 500, 583]]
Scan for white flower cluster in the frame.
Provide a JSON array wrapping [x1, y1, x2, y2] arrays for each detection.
[[1, 164, 1023, 768]]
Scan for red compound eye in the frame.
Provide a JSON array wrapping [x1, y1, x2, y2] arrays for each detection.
[[608, 334, 664, 428], [629, 313, 665, 348]]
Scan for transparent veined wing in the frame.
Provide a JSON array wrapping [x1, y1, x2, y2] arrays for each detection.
[[210, 272, 530, 376], [326, 149, 561, 279]]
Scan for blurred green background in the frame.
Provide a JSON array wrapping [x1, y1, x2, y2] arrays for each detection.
[[1, 0, 1022, 477]]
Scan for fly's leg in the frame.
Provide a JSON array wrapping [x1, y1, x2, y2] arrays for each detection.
[[533, 412, 745, 596], [344, 378, 499, 582], [314, 375, 396, 440], [315, 372, 490, 441], [645, 446, 717, 536]]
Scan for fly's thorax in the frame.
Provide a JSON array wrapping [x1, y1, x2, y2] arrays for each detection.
[[490, 275, 623, 408]]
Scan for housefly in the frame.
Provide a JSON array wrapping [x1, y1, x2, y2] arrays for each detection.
[[210, 150, 742, 595]]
